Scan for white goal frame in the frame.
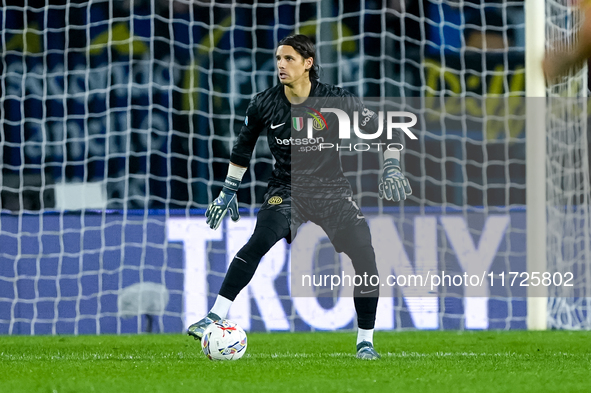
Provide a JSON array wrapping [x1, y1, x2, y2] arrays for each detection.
[[525, 0, 548, 330]]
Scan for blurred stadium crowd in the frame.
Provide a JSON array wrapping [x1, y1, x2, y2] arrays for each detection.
[[0, 0, 528, 210]]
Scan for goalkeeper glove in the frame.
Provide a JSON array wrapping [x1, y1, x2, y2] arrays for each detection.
[[379, 158, 412, 202], [205, 176, 241, 230]]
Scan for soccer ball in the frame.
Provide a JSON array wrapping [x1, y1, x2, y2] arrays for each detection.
[[201, 319, 247, 361]]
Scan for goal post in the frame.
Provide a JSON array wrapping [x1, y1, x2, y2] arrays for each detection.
[[525, 0, 548, 331]]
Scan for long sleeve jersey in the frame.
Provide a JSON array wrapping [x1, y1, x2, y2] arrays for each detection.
[[230, 80, 404, 197]]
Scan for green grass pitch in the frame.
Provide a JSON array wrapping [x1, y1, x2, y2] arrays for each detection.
[[1, 331, 590, 393]]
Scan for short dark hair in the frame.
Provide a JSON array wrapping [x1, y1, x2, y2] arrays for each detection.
[[277, 34, 319, 81]]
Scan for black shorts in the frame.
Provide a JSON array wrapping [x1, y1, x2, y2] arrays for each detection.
[[259, 183, 366, 248]]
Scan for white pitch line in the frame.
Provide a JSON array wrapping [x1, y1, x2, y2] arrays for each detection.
[[1, 351, 585, 361]]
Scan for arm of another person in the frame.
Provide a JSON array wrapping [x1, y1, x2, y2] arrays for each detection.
[[543, 7, 591, 81]]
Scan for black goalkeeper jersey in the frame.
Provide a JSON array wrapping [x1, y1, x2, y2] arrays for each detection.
[[230, 80, 403, 197]]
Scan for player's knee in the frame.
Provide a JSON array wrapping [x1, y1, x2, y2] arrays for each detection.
[[332, 224, 378, 275], [256, 209, 290, 239], [350, 245, 379, 277], [234, 219, 285, 272], [332, 222, 372, 253]]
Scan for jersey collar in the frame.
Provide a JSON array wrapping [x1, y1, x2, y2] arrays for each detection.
[[280, 79, 318, 108]]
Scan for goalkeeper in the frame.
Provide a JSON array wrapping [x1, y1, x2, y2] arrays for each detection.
[[188, 34, 412, 360]]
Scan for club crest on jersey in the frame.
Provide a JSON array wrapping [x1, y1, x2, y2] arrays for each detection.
[[292, 117, 304, 131], [312, 118, 325, 130], [268, 196, 283, 205], [305, 107, 328, 131]]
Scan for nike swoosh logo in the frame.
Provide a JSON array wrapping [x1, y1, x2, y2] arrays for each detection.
[[235, 256, 248, 264], [360, 289, 378, 295], [270, 123, 285, 129]]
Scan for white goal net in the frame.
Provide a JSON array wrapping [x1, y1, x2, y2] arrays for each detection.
[[545, 0, 591, 329], [0, 0, 588, 334]]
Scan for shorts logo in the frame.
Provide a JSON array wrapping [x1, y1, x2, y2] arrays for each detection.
[[268, 196, 283, 205], [292, 117, 304, 131]]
